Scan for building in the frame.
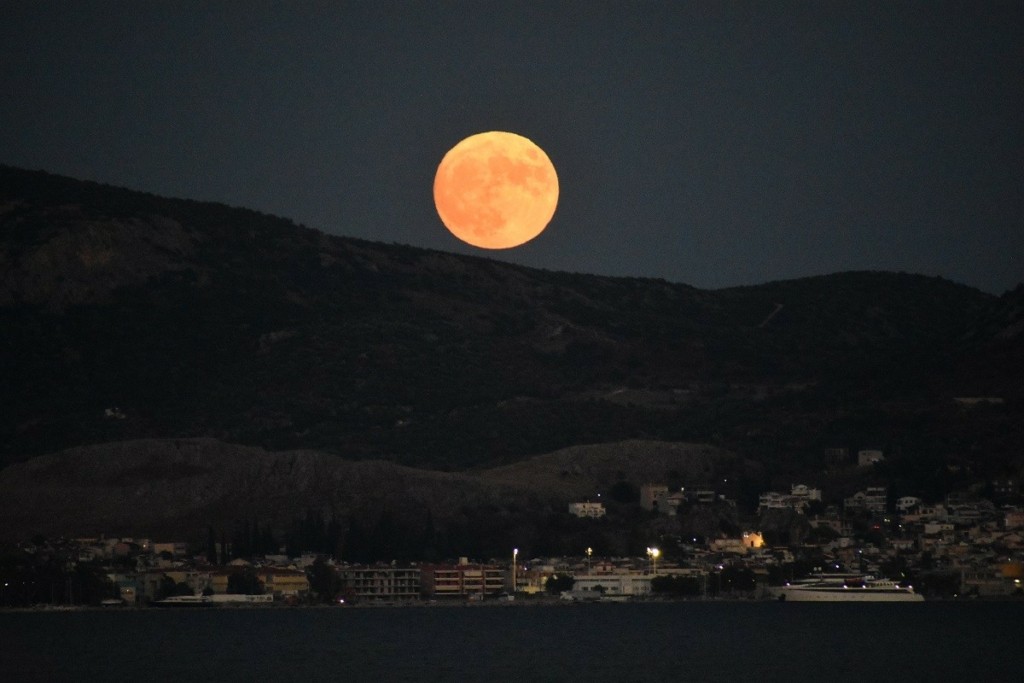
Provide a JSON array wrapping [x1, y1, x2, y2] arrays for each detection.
[[1005, 508, 1024, 530], [337, 565, 421, 601], [961, 565, 1023, 597], [571, 571, 653, 598], [690, 489, 717, 504], [857, 450, 885, 467], [136, 569, 212, 601], [710, 532, 765, 554], [790, 484, 822, 502], [913, 504, 948, 522], [568, 502, 606, 518], [758, 485, 820, 513], [947, 501, 996, 525], [208, 569, 240, 595], [106, 572, 141, 604], [897, 496, 922, 514], [151, 542, 188, 558], [823, 447, 849, 465], [844, 487, 887, 515], [511, 566, 552, 595], [758, 492, 791, 511], [640, 484, 669, 512], [642, 484, 718, 515], [421, 558, 504, 598], [205, 560, 295, 597], [923, 522, 955, 536], [256, 568, 310, 599], [865, 486, 888, 514]]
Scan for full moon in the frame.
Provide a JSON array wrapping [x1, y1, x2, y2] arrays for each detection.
[[434, 131, 559, 249]]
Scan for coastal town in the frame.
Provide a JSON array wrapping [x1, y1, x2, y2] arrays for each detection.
[[2, 448, 1021, 608]]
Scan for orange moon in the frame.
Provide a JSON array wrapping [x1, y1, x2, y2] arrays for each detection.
[[434, 131, 559, 249]]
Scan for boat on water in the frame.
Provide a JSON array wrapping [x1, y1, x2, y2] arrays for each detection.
[[152, 595, 215, 608], [152, 594, 274, 607], [772, 574, 924, 602]]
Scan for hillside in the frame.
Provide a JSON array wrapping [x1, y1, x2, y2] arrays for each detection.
[[478, 440, 756, 499], [0, 439, 513, 539], [2, 165, 1021, 484], [0, 437, 743, 557]]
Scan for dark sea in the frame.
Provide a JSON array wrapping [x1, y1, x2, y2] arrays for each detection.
[[2, 602, 1022, 682]]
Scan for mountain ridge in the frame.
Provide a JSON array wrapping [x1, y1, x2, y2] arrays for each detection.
[[2, 165, 1020, 482]]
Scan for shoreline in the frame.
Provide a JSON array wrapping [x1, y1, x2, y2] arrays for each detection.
[[3, 593, 1021, 613]]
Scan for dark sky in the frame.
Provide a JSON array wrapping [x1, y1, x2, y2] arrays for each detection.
[[2, 1, 1021, 293]]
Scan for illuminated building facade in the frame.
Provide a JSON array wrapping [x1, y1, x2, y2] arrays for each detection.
[[420, 559, 505, 598]]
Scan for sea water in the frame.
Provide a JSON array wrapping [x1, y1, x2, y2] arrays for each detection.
[[1, 602, 1022, 682]]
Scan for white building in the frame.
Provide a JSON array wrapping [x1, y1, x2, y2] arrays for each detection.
[[691, 490, 717, 504], [759, 492, 791, 511], [844, 487, 887, 515], [570, 572, 653, 597], [758, 485, 821, 513], [896, 496, 922, 514], [791, 484, 822, 502], [640, 484, 669, 512], [568, 502, 607, 518]]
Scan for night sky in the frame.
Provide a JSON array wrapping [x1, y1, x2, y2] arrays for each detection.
[[2, 1, 1021, 293]]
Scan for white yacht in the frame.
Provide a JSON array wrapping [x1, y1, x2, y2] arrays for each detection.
[[773, 574, 924, 602]]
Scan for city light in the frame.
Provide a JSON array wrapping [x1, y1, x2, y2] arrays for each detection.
[[646, 547, 660, 575]]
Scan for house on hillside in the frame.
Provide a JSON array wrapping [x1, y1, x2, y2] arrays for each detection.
[[758, 484, 821, 513], [823, 447, 849, 465], [1005, 508, 1024, 530], [709, 532, 765, 554], [844, 487, 887, 515], [790, 484, 822, 502], [640, 484, 669, 512], [897, 496, 922, 514], [568, 501, 606, 518], [857, 450, 885, 467]]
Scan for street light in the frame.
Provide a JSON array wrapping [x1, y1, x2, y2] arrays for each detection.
[[512, 548, 518, 596], [586, 547, 593, 575], [646, 547, 660, 575]]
